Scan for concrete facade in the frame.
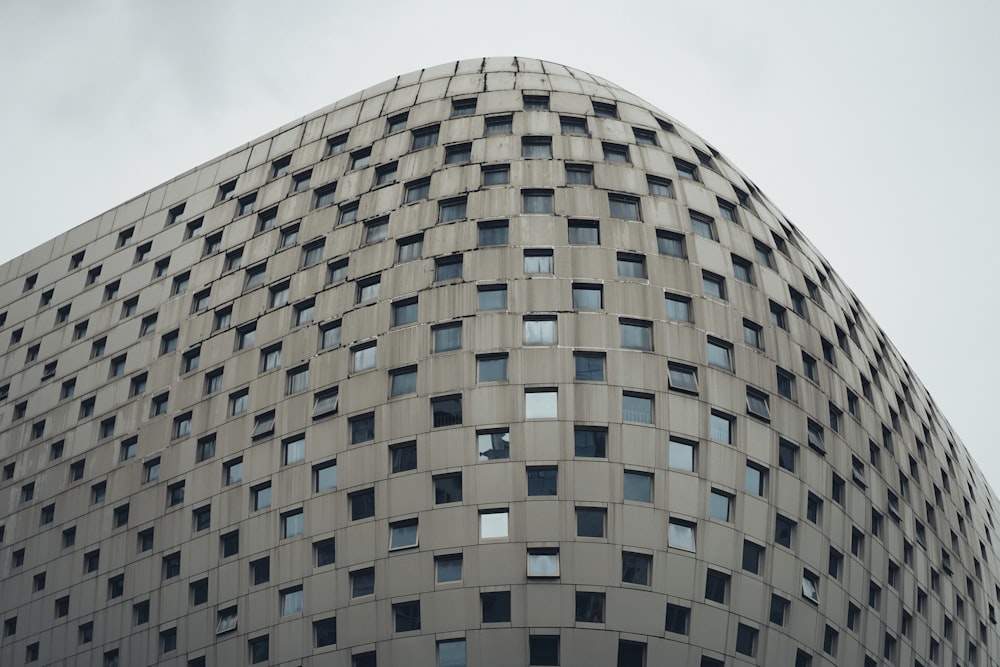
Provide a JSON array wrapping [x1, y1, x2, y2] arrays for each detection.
[[0, 57, 996, 666]]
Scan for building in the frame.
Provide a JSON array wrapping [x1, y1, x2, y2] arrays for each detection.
[[0, 57, 996, 667]]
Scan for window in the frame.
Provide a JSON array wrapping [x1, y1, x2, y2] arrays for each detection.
[[668, 363, 698, 393], [593, 100, 618, 117], [313, 387, 339, 418], [603, 142, 630, 163], [568, 219, 599, 244], [481, 591, 511, 624], [565, 163, 593, 185], [525, 388, 557, 419], [620, 470, 654, 505], [350, 412, 375, 443], [675, 157, 699, 181], [702, 271, 726, 299], [480, 509, 508, 538], [385, 112, 408, 135], [572, 283, 602, 310], [389, 366, 417, 397], [336, 202, 358, 226], [575, 426, 607, 457], [577, 508, 606, 538], [527, 467, 557, 496], [560, 115, 587, 134], [527, 548, 560, 577], [706, 338, 733, 371], [704, 569, 729, 603], [307, 458, 337, 494], [802, 351, 819, 383], [802, 569, 820, 604], [292, 169, 311, 192], [220, 530, 239, 557], [477, 284, 507, 311], [350, 341, 378, 374], [430, 554, 462, 585], [669, 519, 696, 550], [743, 540, 764, 574], [778, 439, 798, 471], [445, 142, 472, 163], [668, 437, 696, 471], [393, 601, 420, 632], [374, 161, 397, 185], [249, 636, 269, 664], [467, 428, 510, 463], [389, 441, 417, 472], [617, 253, 646, 278], [236, 192, 256, 216], [314, 182, 337, 208], [633, 126, 658, 145], [665, 603, 689, 634], [426, 470, 462, 504], [746, 388, 771, 420], [522, 189, 553, 214], [325, 132, 348, 156], [364, 218, 389, 245], [167, 481, 185, 507], [622, 392, 653, 423], [790, 288, 808, 318], [281, 586, 304, 616], [395, 236, 423, 266], [563, 353, 605, 386], [326, 257, 348, 283], [736, 624, 758, 657], [690, 211, 716, 240], [770, 594, 789, 625], [350, 147, 371, 170], [775, 514, 796, 548], [710, 490, 732, 521], [355, 275, 382, 305], [665, 293, 692, 322], [482, 164, 509, 185], [433, 323, 461, 352], [281, 509, 304, 538], [411, 125, 439, 149], [390, 519, 418, 549], [432, 395, 462, 427], [524, 248, 553, 273], [483, 113, 512, 134], [478, 354, 507, 382], [404, 177, 430, 203]]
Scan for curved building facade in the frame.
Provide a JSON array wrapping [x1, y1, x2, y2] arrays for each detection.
[[0, 58, 997, 667]]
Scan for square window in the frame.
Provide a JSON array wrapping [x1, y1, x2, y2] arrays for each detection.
[[702, 271, 726, 299], [436, 554, 462, 583], [281, 509, 304, 538], [375, 162, 397, 186], [221, 530, 239, 557], [478, 430, 509, 461], [313, 387, 339, 418], [524, 249, 553, 274], [478, 354, 507, 382], [249, 636, 269, 664], [525, 388, 557, 419], [622, 392, 653, 424], [690, 211, 715, 239], [390, 519, 418, 549], [603, 142, 630, 163], [281, 586, 304, 616], [292, 170, 311, 192], [433, 322, 462, 352], [669, 437, 695, 471], [574, 352, 604, 381], [575, 427, 607, 457], [364, 217, 389, 244], [397, 235, 423, 263], [622, 550, 653, 587], [390, 441, 417, 472], [432, 395, 462, 427], [314, 537, 336, 566], [404, 178, 430, 203], [411, 124, 440, 149], [393, 601, 420, 632], [313, 460, 337, 492], [350, 148, 371, 170], [479, 510, 508, 538], [707, 338, 733, 371], [665, 293, 692, 322], [527, 466, 557, 496], [617, 252, 646, 277], [746, 388, 771, 421], [350, 412, 375, 444], [668, 363, 698, 393], [624, 471, 653, 502], [565, 163, 593, 185], [524, 317, 556, 345], [387, 112, 408, 134], [434, 473, 463, 504], [439, 197, 467, 222], [390, 366, 417, 397], [482, 591, 511, 623], [576, 508, 606, 538], [352, 342, 377, 372]]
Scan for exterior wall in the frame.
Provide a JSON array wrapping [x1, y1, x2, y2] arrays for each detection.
[[0, 57, 996, 667]]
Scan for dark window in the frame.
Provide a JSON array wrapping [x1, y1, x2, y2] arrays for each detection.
[[576, 591, 606, 623], [529, 635, 560, 666], [527, 467, 557, 496], [349, 489, 375, 520], [434, 473, 462, 504], [393, 601, 421, 632], [481, 591, 511, 623]]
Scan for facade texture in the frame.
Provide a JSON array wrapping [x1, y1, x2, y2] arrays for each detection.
[[0, 57, 997, 667]]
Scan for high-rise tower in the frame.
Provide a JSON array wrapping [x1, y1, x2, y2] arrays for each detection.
[[0, 58, 995, 667]]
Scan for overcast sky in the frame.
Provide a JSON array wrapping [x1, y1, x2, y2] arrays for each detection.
[[1, 1, 997, 489]]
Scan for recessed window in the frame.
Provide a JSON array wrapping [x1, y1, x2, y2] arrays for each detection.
[[314, 538, 336, 566], [357, 275, 380, 303], [775, 514, 796, 548], [374, 161, 397, 186], [528, 548, 560, 577], [524, 316, 556, 345], [313, 387, 339, 418], [237, 193, 257, 216], [743, 319, 763, 350], [338, 201, 358, 225], [522, 189, 553, 214], [576, 508, 606, 538], [593, 100, 618, 118], [404, 177, 430, 203], [387, 112, 408, 134], [665, 603, 690, 634], [572, 283, 602, 309], [669, 437, 695, 471], [479, 509, 508, 539], [445, 142, 472, 164], [668, 363, 698, 393], [389, 441, 417, 472], [431, 395, 462, 427], [603, 142, 630, 163], [248, 635, 269, 663], [349, 489, 375, 521], [707, 338, 733, 371], [702, 271, 726, 299], [525, 389, 557, 419], [674, 157, 699, 181], [482, 164, 510, 185], [389, 519, 418, 549], [526, 466, 557, 496], [396, 234, 423, 262], [704, 568, 729, 603], [743, 541, 764, 574], [668, 519, 696, 550], [313, 460, 337, 492], [350, 147, 371, 170], [574, 352, 604, 381], [393, 601, 420, 633], [389, 366, 417, 397], [252, 483, 272, 511], [292, 170, 311, 192], [524, 248, 553, 274], [574, 426, 607, 457], [565, 163, 593, 185], [363, 217, 389, 245], [478, 354, 508, 382], [485, 114, 513, 134], [476, 429, 509, 461], [622, 552, 651, 586], [802, 351, 819, 383], [326, 133, 348, 156], [433, 322, 462, 353], [435, 255, 463, 281], [434, 473, 463, 504], [350, 412, 375, 444], [314, 183, 337, 208], [746, 388, 771, 421], [411, 124, 439, 150], [617, 252, 646, 277], [710, 490, 733, 521], [281, 509, 304, 538], [568, 219, 599, 244], [451, 98, 477, 116], [478, 285, 507, 310], [622, 392, 653, 424], [328, 258, 348, 283], [690, 211, 715, 240], [665, 293, 692, 322]]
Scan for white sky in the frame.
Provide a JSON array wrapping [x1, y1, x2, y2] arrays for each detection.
[[2, 0, 998, 489]]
